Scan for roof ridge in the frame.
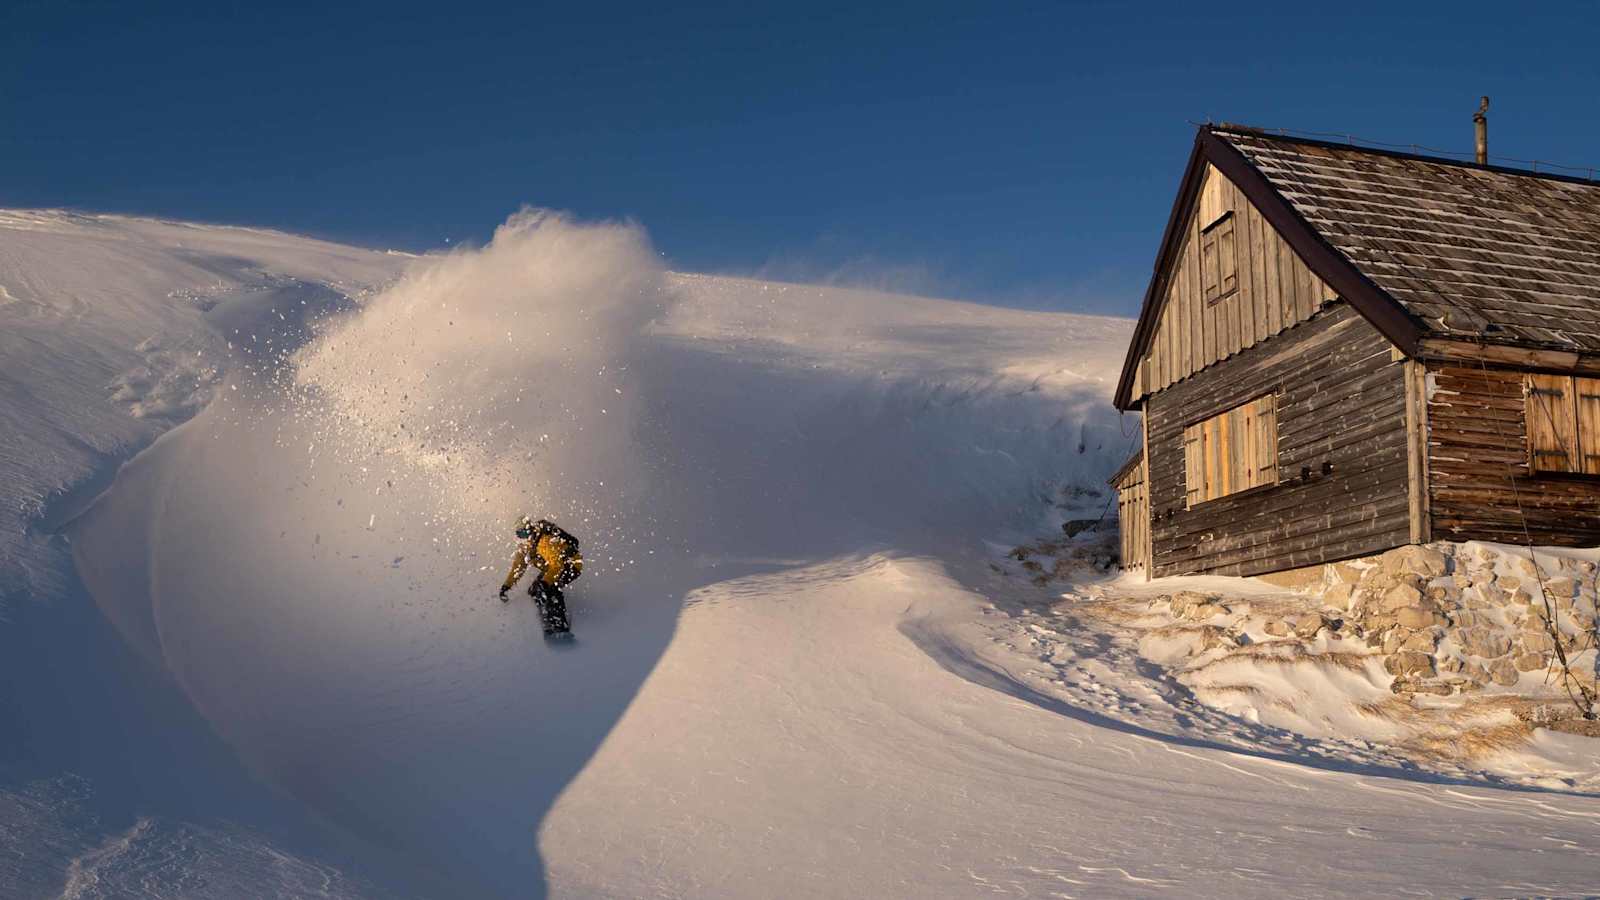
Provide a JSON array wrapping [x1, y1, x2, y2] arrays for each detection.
[[1206, 122, 1600, 188]]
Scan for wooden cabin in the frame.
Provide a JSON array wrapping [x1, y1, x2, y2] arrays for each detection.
[[1114, 124, 1600, 579]]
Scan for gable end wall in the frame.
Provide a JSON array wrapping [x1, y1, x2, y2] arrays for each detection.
[[1135, 163, 1339, 404]]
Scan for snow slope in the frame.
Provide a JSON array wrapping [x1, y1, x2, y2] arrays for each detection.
[[6, 208, 1600, 897], [547, 556, 1600, 897], [0, 210, 401, 609]]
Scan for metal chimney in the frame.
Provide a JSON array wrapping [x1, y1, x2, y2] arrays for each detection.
[[1474, 96, 1490, 165]]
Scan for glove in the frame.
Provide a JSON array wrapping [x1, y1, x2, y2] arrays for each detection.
[[498, 586, 509, 602]]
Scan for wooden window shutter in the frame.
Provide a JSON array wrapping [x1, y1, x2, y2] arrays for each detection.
[[1183, 424, 1203, 508], [1200, 229, 1220, 303], [1526, 373, 1579, 473], [1218, 216, 1238, 298], [1254, 395, 1278, 488], [1206, 415, 1225, 500], [1183, 394, 1278, 508], [1577, 377, 1600, 475], [1201, 213, 1236, 305]]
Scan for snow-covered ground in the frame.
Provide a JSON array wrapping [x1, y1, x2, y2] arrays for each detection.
[[5, 208, 1600, 897]]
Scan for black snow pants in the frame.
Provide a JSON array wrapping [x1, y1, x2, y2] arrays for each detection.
[[528, 580, 571, 633]]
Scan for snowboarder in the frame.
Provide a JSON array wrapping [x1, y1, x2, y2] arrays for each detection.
[[499, 516, 584, 636]]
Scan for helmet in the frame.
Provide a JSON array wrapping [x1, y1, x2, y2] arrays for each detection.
[[514, 515, 534, 540]]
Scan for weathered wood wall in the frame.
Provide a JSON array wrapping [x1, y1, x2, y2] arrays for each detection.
[[1114, 456, 1149, 571], [1146, 304, 1411, 577], [1132, 164, 1340, 403], [1427, 364, 1600, 544]]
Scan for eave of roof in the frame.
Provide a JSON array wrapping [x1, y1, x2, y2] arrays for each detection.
[[1107, 445, 1144, 486]]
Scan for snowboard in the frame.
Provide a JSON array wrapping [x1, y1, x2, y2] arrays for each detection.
[[533, 591, 573, 639]]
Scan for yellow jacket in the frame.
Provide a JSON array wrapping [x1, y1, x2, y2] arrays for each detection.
[[502, 533, 581, 590]]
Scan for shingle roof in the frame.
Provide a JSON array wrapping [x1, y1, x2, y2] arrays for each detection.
[[1216, 126, 1600, 352]]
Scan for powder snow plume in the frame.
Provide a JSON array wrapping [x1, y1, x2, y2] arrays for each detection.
[[291, 209, 675, 573]]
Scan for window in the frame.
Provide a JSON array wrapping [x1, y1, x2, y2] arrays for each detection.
[[1183, 394, 1278, 507], [1200, 211, 1238, 304], [1525, 374, 1600, 474]]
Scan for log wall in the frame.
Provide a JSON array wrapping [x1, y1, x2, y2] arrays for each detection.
[[1146, 303, 1411, 577], [1427, 364, 1600, 544]]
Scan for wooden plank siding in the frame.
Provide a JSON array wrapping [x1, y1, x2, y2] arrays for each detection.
[[1145, 304, 1411, 577], [1134, 163, 1339, 404], [1427, 365, 1600, 544], [1114, 456, 1149, 571]]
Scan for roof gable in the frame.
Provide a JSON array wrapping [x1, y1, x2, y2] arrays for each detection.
[[1114, 128, 1420, 409]]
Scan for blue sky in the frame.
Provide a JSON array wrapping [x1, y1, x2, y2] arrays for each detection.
[[4, 1, 1596, 315]]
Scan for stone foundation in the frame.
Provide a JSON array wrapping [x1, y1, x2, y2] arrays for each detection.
[[1286, 543, 1599, 696]]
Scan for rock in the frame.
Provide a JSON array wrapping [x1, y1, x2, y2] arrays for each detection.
[[1199, 626, 1237, 652], [1466, 583, 1507, 608], [1509, 589, 1534, 607], [1359, 570, 1399, 595], [1547, 576, 1578, 598], [1189, 603, 1226, 620], [1061, 518, 1100, 538], [1381, 583, 1424, 611], [1385, 650, 1436, 678], [1292, 613, 1326, 639], [1396, 606, 1443, 630], [1382, 629, 1407, 655], [1329, 562, 1364, 585], [1496, 575, 1522, 592], [1323, 582, 1355, 611], [1402, 629, 1440, 652], [1508, 554, 1541, 579], [1263, 619, 1291, 637], [1439, 655, 1464, 674], [1170, 591, 1212, 618], [1395, 680, 1454, 697], [1450, 610, 1490, 629], [1381, 545, 1449, 578], [1521, 630, 1556, 654], [1514, 652, 1550, 672], [1464, 662, 1490, 686], [1489, 657, 1521, 686], [1561, 666, 1600, 689], [1458, 627, 1512, 659]]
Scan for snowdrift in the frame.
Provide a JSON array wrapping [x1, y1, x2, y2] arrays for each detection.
[[61, 211, 1130, 894]]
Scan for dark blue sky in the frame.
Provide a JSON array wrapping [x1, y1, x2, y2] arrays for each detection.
[[4, 1, 1596, 314]]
